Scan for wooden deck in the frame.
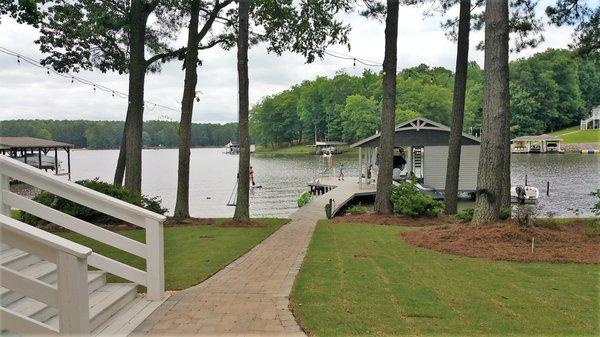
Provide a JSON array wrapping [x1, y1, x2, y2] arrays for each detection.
[[307, 177, 376, 217]]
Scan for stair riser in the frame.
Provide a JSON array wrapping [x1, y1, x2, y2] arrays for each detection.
[[28, 305, 59, 324], [88, 274, 107, 294], [89, 287, 137, 331], [2, 254, 41, 270]]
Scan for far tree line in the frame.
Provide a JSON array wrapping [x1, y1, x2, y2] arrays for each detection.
[[251, 48, 600, 147], [0, 120, 238, 149]]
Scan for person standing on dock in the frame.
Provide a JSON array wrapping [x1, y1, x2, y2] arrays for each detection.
[[249, 165, 255, 187], [338, 163, 345, 181]]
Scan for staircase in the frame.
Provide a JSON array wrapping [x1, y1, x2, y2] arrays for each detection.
[[0, 156, 166, 335]]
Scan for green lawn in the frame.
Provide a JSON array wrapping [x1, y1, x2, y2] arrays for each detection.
[[291, 221, 599, 337], [57, 218, 287, 290], [255, 144, 357, 155], [549, 126, 600, 143]]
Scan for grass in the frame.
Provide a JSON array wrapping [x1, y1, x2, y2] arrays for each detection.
[[291, 220, 600, 337], [10, 210, 22, 220], [549, 126, 600, 143], [56, 218, 287, 290], [255, 144, 357, 155]]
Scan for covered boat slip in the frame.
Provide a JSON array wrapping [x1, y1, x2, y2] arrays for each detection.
[[0, 137, 72, 177], [351, 117, 481, 194]]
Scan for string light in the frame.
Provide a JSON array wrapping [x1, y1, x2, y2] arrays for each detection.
[[0, 46, 180, 113]]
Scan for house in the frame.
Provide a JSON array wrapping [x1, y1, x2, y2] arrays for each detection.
[[581, 106, 600, 130], [350, 117, 481, 193]]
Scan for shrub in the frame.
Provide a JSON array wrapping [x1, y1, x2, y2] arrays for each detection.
[[591, 189, 600, 216], [297, 191, 312, 207], [390, 181, 442, 218], [584, 220, 600, 237], [455, 208, 474, 222], [514, 205, 538, 227], [499, 207, 511, 220], [21, 178, 167, 226], [346, 203, 367, 215]]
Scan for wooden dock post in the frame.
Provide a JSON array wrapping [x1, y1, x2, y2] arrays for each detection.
[[525, 174, 527, 186], [546, 181, 550, 196]]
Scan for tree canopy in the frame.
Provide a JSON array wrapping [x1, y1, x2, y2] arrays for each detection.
[[250, 48, 600, 145]]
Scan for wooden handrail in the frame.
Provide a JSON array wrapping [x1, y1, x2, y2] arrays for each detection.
[[0, 214, 91, 259], [0, 156, 166, 227]]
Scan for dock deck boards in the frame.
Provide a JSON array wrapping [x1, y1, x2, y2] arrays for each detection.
[[307, 177, 376, 216]]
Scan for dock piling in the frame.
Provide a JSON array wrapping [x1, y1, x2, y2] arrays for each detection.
[[546, 181, 550, 196]]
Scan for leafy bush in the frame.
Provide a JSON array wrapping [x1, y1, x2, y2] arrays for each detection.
[[297, 191, 312, 207], [591, 189, 600, 216], [455, 208, 474, 222], [22, 178, 167, 226], [584, 220, 600, 237], [346, 203, 367, 215], [390, 181, 442, 218], [514, 205, 537, 227], [499, 207, 511, 220]]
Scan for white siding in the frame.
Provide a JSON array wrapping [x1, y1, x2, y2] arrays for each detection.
[[422, 145, 479, 191]]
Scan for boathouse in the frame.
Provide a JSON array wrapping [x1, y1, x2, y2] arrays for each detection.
[[350, 117, 481, 193], [0, 137, 72, 177], [511, 134, 563, 153]]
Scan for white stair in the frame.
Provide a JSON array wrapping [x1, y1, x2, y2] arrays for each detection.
[[0, 246, 139, 335]]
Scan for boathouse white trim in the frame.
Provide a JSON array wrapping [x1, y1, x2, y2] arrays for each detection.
[[350, 117, 481, 192]]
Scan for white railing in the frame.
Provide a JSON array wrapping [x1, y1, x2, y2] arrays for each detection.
[[0, 156, 166, 332], [0, 214, 92, 335]]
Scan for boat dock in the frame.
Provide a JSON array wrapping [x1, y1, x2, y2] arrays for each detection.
[[307, 177, 376, 217]]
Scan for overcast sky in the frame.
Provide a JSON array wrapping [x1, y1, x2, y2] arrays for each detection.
[[0, 1, 589, 124]]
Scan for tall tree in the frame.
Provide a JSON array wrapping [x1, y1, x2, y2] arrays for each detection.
[[546, 0, 599, 56], [37, 0, 184, 193], [374, 0, 399, 214], [233, 0, 251, 222], [174, 0, 235, 219], [174, 0, 201, 220], [472, 0, 510, 224], [444, 0, 471, 215]]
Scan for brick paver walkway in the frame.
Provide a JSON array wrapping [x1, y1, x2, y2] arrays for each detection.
[[134, 179, 374, 336]]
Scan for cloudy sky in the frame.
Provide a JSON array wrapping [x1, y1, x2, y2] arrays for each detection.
[[0, 1, 587, 124]]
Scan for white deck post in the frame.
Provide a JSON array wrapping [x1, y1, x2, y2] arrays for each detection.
[[145, 218, 164, 301], [0, 174, 10, 216], [57, 251, 90, 334], [358, 147, 363, 189]]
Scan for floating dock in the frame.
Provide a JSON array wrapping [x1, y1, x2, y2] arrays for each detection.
[[307, 177, 376, 217]]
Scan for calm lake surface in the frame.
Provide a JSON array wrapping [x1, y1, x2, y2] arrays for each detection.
[[57, 148, 599, 218]]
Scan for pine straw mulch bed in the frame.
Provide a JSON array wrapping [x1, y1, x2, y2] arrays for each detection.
[[398, 219, 600, 264], [333, 213, 455, 227]]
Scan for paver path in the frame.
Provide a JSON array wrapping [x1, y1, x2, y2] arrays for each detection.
[[134, 179, 374, 336]]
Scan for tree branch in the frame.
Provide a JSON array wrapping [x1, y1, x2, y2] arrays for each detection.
[[145, 47, 186, 68]]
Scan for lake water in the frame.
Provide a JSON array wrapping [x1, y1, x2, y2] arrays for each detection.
[[56, 148, 599, 218]]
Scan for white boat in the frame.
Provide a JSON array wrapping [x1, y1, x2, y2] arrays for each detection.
[[511, 185, 539, 204]]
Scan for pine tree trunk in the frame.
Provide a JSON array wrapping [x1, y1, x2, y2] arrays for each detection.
[[374, 0, 399, 215], [113, 115, 129, 186], [233, 0, 250, 222], [174, 0, 200, 220], [444, 0, 471, 215], [472, 0, 510, 225], [123, 0, 148, 194]]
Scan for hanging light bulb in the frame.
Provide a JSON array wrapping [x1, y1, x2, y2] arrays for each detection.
[[112, 91, 115, 98], [71, 77, 74, 84], [17, 56, 20, 64], [46, 68, 50, 75], [93, 84, 96, 91], [353, 58, 356, 67]]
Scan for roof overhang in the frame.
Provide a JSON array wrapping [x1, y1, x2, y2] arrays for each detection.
[[351, 117, 481, 148]]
